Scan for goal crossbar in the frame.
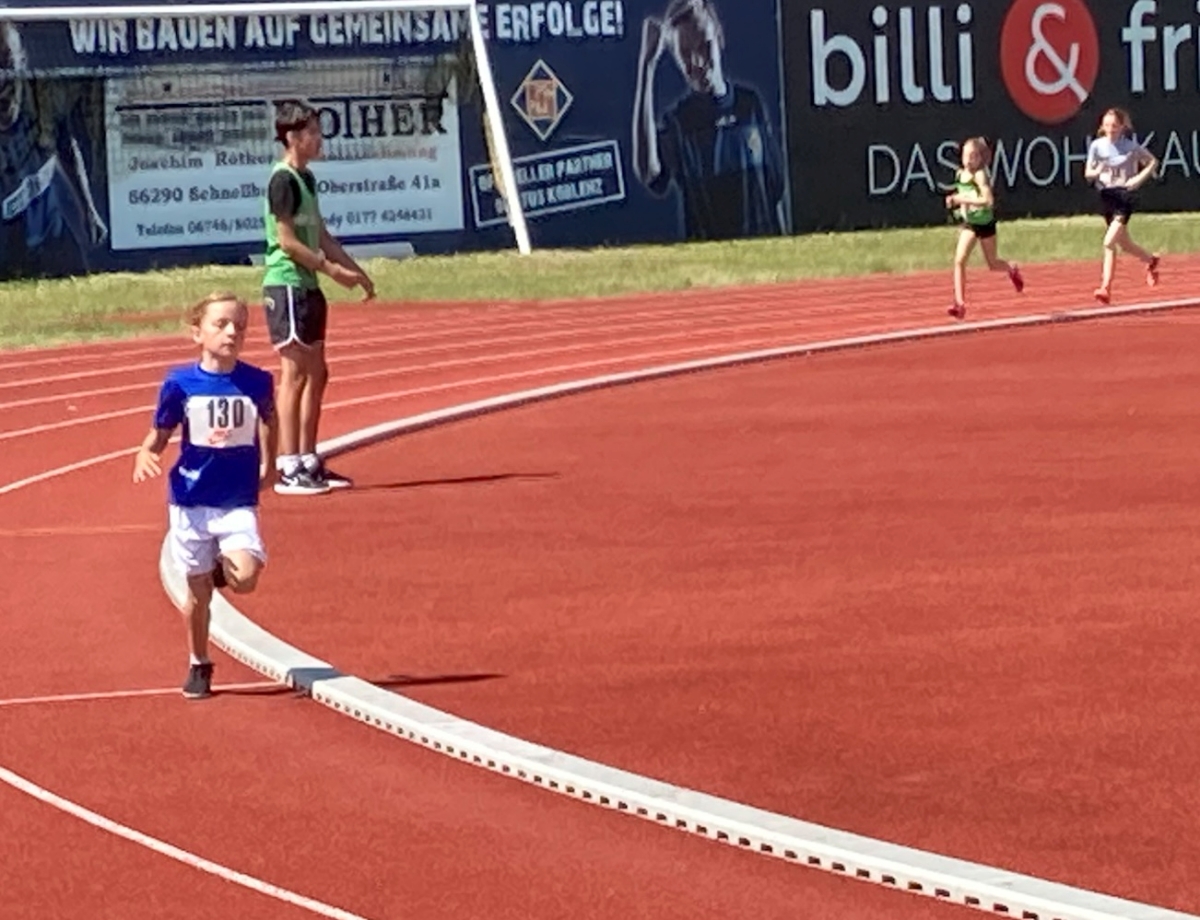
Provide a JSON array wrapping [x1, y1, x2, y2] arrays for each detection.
[[0, 2, 468, 20], [0, 0, 533, 256]]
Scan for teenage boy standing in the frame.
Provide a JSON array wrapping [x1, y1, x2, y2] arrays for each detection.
[[262, 100, 374, 495]]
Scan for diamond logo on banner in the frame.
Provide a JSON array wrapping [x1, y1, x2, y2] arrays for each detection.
[[511, 60, 573, 141]]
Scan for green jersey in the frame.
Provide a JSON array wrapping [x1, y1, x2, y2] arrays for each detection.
[[955, 169, 995, 226], [263, 162, 322, 290]]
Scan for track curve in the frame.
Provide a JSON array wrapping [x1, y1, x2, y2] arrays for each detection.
[[3, 258, 1199, 919]]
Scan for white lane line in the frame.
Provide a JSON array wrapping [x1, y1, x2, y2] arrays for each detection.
[[0, 346, 725, 496], [0, 301, 819, 409], [318, 334, 822, 412], [2, 294, 1195, 493], [0, 331, 821, 451], [0, 292, 774, 387], [0, 319, 843, 441], [0, 345, 771, 498], [0, 523, 160, 538], [0, 282, 815, 373], [0, 681, 282, 708], [165, 297, 1200, 920], [0, 296, 843, 394], [0, 445, 143, 497], [0, 405, 153, 442], [0, 765, 376, 920]]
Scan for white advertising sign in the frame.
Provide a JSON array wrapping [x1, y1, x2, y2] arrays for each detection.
[[104, 60, 464, 250]]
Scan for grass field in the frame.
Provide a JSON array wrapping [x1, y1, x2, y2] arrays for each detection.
[[2, 213, 1199, 349]]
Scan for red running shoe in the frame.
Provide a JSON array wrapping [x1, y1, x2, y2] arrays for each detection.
[[948, 302, 966, 320], [1009, 264, 1025, 293], [1093, 286, 1111, 305], [1146, 256, 1160, 287]]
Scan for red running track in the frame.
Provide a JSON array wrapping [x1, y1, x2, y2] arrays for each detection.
[[1, 257, 1197, 919]]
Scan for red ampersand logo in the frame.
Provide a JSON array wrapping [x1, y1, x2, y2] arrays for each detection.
[[1001, 0, 1100, 124]]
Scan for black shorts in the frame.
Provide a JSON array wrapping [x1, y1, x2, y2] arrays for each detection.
[[262, 285, 328, 348], [1099, 187, 1136, 225], [960, 220, 997, 240]]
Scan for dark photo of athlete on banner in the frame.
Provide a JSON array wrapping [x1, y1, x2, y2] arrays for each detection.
[[633, 0, 787, 241], [0, 22, 108, 279]]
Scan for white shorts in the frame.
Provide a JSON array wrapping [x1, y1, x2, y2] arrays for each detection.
[[168, 505, 266, 577]]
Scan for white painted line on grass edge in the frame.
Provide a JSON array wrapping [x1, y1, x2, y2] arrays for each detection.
[[161, 298, 1200, 920], [0, 764, 377, 920]]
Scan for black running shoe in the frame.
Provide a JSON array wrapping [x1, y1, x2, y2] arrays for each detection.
[[274, 469, 332, 496], [314, 463, 353, 490], [182, 662, 214, 700]]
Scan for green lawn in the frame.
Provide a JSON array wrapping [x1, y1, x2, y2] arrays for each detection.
[[2, 213, 1198, 349]]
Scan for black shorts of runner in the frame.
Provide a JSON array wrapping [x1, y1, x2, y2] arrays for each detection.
[[961, 220, 997, 240], [262, 285, 328, 349], [1099, 188, 1136, 226]]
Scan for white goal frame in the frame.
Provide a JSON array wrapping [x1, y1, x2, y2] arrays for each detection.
[[0, 0, 532, 256]]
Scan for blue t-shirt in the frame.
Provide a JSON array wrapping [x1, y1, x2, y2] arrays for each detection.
[[152, 361, 274, 509], [650, 83, 785, 240]]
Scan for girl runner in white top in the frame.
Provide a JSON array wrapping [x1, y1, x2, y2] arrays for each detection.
[[1084, 108, 1160, 304]]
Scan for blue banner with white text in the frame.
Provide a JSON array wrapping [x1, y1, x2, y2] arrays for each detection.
[[0, 0, 788, 279]]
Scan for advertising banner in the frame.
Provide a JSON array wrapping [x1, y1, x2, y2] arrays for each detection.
[[471, 0, 790, 245], [103, 62, 464, 251], [0, 20, 108, 278], [782, 0, 1200, 232], [0, 0, 788, 279]]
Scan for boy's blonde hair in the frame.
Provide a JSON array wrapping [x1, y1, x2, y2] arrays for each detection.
[[186, 292, 246, 328]]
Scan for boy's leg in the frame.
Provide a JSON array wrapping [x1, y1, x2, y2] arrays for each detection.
[[268, 286, 331, 495], [183, 574, 215, 665], [214, 508, 267, 596], [263, 286, 305, 474], [181, 575, 215, 699], [298, 342, 352, 489], [298, 341, 328, 459], [288, 289, 351, 489], [169, 505, 219, 699], [219, 550, 264, 594], [276, 343, 309, 472], [275, 345, 330, 494]]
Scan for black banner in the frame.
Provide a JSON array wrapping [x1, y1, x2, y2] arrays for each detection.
[[783, 0, 1200, 232]]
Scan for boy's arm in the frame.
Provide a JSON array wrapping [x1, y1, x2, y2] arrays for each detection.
[[276, 215, 363, 290], [133, 427, 173, 482], [320, 225, 375, 299], [274, 215, 327, 273], [269, 173, 362, 289], [135, 376, 183, 483]]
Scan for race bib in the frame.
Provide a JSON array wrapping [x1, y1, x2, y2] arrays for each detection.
[[186, 395, 258, 449]]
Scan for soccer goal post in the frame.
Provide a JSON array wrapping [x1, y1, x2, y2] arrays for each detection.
[[0, 0, 532, 257]]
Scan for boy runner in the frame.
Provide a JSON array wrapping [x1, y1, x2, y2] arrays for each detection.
[[134, 293, 276, 700]]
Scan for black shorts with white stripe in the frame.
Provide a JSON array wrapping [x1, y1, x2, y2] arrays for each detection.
[[262, 285, 328, 349]]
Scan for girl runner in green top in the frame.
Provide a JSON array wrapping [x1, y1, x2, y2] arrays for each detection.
[[943, 136, 1024, 320], [262, 100, 374, 495]]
